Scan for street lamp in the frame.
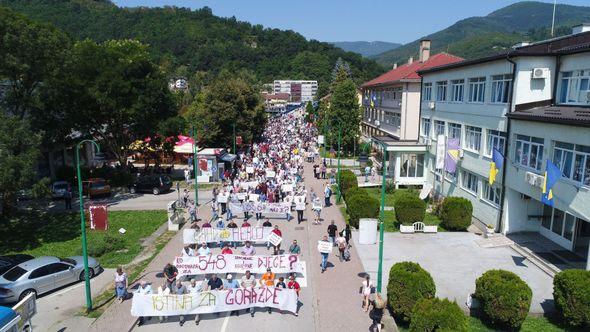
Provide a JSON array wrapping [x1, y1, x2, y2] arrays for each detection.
[[191, 125, 199, 206], [371, 138, 387, 293], [75, 139, 100, 311], [336, 125, 342, 204]]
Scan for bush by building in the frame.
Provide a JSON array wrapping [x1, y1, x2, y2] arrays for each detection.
[[440, 197, 473, 231], [339, 169, 358, 197], [346, 192, 379, 228], [394, 192, 426, 225], [409, 297, 468, 332], [387, 261, 436, 323], [474, 269, 532, 329], [553, 269, 590, 327], [345, 187, 368, 200]]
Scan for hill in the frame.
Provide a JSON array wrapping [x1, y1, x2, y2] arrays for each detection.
[[331, 41, 401, 57], [1, 0, 384, 96], [371, 1, 590, 66]]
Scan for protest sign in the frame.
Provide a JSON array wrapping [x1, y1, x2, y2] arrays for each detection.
[[317, 241, 332, 254], [266, 170, 276, 178], [294, 196, 305, 211], [173, 254, 300, 276], [236, 193, 247, 201], [183, 227, 273, 244], [246, 166, 254, 174], [281, 184, 294, 193], [267, 232, 282, 246], [229, 202, 290, 215], [131, 288, 298, 316], [217, 194, 229, 204], [239, 181, 258, 189], [248, 194, 259, 202]]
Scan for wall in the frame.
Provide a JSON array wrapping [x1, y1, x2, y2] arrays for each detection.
[[401, 82, 421, 140], [512, 56, 555, 108]]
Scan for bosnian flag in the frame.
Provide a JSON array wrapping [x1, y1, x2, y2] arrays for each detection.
[[444, 138, 460, 174]]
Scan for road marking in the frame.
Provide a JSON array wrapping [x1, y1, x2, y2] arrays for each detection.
[[219, 312, 230, 332]]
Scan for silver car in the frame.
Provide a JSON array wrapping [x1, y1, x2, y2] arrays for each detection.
[[0, 256, 100, 304]]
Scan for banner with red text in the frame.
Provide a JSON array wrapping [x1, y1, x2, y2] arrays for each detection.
[[173, 254, 303, 276], [131, 288, 298, 316], [183, 227, 273, 244]]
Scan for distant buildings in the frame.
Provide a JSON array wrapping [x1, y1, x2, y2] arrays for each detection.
[[262, 92, 290, 113], [273, 80, 318, 103], [169, 78, 188, 91]]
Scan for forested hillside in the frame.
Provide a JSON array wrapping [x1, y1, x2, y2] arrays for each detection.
[[371, 1, 590, 66], [331, 41, 401, 57], [1, 0, 384, 96]]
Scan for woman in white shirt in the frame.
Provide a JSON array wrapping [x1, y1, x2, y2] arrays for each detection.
[[361, 275, 374, 313]]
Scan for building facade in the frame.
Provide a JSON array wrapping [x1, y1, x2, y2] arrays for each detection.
[[273, 80, 318, 102], [418, 25, 590, 261], [360, 40, 463, 187]]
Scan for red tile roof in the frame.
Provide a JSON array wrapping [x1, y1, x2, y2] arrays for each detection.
[[362, 53, 464, 88]]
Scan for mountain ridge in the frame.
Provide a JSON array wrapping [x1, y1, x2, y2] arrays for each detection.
[[331, 41, 401, 57]]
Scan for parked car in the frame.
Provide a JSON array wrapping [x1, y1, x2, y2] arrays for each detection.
[[129, 175, 172, 195], [0, 255, 34, 276], [51, 181, 71, 199], [82, 178, 111, 198], [0, 256, 100, 304]]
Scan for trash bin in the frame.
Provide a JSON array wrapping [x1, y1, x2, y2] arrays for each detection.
[[359, 218, 378, 244]]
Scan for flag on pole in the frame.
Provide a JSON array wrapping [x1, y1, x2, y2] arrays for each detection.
[[444, 138, 460, 174], [488, 148, 504, 185], [541, 159, 561, 207]]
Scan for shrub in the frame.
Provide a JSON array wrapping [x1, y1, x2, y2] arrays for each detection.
[[553, 269, 590, 327], [346, 193, 379, 228], [440, 197, 473, 231], [83, 233, 126, 257], [345, 187, 368, 200], [394, 192, 426, 225], [339, 170, 358, 197], [385, 179, 396, 194], [474, 269, 532, 329], [387, 261, 436, 323], [409, 298, 468, 332]]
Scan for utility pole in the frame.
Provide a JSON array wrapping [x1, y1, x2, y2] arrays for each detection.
[[551, 0, 557, 37], [336, 125, 342, 203]]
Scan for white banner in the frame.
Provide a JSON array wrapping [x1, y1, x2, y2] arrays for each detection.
[[436, 135, 446, 170], [294, 196, 306, 211], [281, 184, 294, 193], [217, 194, 229, 203], [318, 135, 325, 144], [183, 227, 273, 244], [174, 254, 301, 276], [246, 166, 254, 174], [228, 202, 291, 215], [317, 241, 332, 254], [266, 170, 276, 178], [131, 288, 298, 316], [240, 181, 258, 189]]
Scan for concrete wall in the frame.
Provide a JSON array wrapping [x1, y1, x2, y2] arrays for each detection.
[[512, 56, 555, 108], [401, 82, 421, 141]]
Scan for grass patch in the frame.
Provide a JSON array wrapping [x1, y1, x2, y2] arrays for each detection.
[[1, 210, 166, 268]]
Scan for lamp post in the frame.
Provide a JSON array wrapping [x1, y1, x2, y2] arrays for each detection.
[[372, 138, 387, 293], [336, 125, 342, 204], [191, 125, 199, 206], [75, 139, 100, 311]]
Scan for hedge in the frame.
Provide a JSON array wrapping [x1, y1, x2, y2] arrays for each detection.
[[387, 261, 436, 323], [346, 192, 379, 228], [409, 298, 468, 332], [440, 197, 473, 231], [339, 170, 358, 197], [345, 187, 368, 200], [474, 269, 532, 329], [394, 192, 426, 225], [553, 269, 590, 327]]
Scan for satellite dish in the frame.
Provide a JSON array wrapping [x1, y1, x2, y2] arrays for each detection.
[[419, 183, 432, 200]]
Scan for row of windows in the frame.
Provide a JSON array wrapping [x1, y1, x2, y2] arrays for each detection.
[[558, 69, 590, 105], [423, 74, 512, 104], [420, 118, 506, 157]]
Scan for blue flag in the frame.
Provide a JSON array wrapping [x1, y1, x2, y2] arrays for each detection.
[[541, 159, 561, 207], [488, 148, 504, 185]]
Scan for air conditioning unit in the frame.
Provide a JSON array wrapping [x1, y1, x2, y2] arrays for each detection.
[[525, 171, 544, 188], [428, 101, 436, 110], [531, 68, 549, 79]]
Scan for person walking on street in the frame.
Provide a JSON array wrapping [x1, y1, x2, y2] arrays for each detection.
[[320, 235, 330, 273], [227, 220, 238, 248], [287, 274, 301, 316], [114, 267, 127, 303], [260, 268, 276, 314], [361, 275, 374, 312], [288, 240, 301, 255], [163, 263, 178, 291], [327, 220, 338, 246], [369, 293, 385, 332], [271, 225, 282, 255], [365, 165, 371, 182], [320, 163, 326, 179], [181, 245, 195, 257], [241, 241, 256, 256], [262, 219, 272, 250], [188, 278, 204, 324], [224, 274, 240, 316], [336, 235, 347, 262], [188, 201, 198, 223], [136, 280, 152, 326], [342, 224, 352, 248], [157, 282, 171, 323], [324, 183, 331, 207], [240, 270, 257, 317], [64, 188, 72, 210], [175, 280, 188, 326], [215, 218, 225, 247]]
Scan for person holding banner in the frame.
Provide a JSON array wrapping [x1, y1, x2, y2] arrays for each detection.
[[163, 263, 178, 291], [224, 274, 240, 316], [320, 235, 330, 273], [263, 219, 273, 250], [260, 268, 276, 314], [157, 282, 171, 323], [240, 270, 257, 317], [221, 243, 233, 255], [198, 242, 211, 256], [215, 218, 226, 247], [271, 225, 282, 255], [175, 280, 188, 326], [227, 220, 238, 248], [241, 241, 256, 256], [135, 280, 152, 326], [287, 275, 301, 317]]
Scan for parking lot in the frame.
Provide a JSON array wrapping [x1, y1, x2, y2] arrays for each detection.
[[353, 231, 555, 314]]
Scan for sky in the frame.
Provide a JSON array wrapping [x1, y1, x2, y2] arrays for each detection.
[[112, 0, 590, 44]]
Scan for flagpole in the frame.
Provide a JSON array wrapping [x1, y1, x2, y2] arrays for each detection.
[[551, 0, 557, 37]]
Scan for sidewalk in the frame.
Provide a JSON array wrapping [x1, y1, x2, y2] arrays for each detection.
[[301, 160, 376, 332]]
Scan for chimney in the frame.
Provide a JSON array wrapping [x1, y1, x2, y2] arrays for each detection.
[[572, 23, 590, 35], [419, 39, 431, 62], [393, 63, 397, 69], [408, 56, 414, 64]]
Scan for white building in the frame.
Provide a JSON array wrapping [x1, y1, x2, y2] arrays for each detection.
[[418, 25, 590, 265], [273, 80, 318, 103]]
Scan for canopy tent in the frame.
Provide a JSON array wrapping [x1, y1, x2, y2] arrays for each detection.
[[173, 142, 197, 154]]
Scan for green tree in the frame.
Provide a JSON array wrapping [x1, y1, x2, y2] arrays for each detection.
[[305, 101, 315, 123], [0, 113, 41, 215], [60, 39, 175, 165], [325, 78, 361, 153], [187, 76, 266, 147]]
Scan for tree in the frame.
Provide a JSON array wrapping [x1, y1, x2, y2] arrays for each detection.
[[325, 78, 361, 153], [61, 39, 175, 165], [305, 101, 316, 123], [331, 58, 352, 88], [187, 76, 266, 148], [0, 113, 41, 215]]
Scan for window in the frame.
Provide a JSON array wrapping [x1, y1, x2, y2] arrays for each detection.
[[468, 77, 486, 103], [485, 130, 506, 157], [436, 81, 447, 101], [448, 123, 462, 144], [465, 126, 482, 152], [384, 112, 401, 129], [515, 135, 544, 170], [445, 170, 456, 182], [461, 171, 479, 195], [421, 118, 431, 138], [542, 206, 577, 241], [482, 182, 501, 206], [553, 141, 590, 186], [552, 209, 564, 236], [46, 263, 70, 274], [3, 266, 27, 282], [392, 87, 403, 100], [559, 70, 590, 104], [400, 154, 424, 178], [451, 79, 464, 102], [423, 83, 432, 101], [434, 120, 445, 138], [29, 265, 51, 279], [491, 74, 512, 103]]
